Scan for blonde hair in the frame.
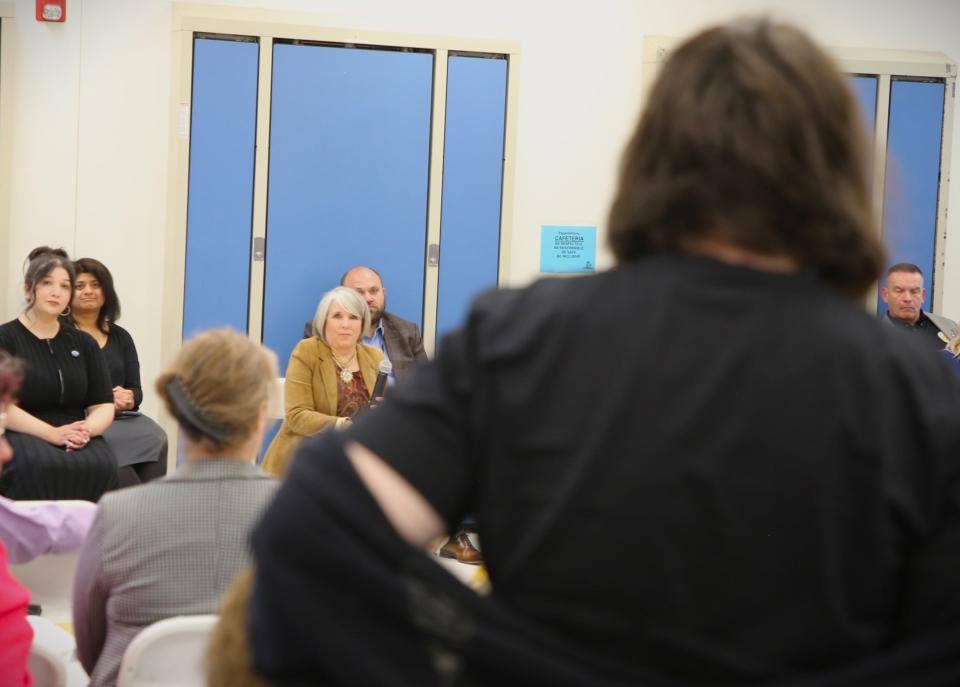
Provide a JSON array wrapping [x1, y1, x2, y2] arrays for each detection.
[[311, 286, 371, 345], [206, 568, 267, 687], [156, 328, 278, 452]]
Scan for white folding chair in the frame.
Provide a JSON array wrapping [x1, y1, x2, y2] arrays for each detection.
[[27, 615, 90, 687], [27, 641, 66, 687], [8, 499, 92, 624], [11, 550, 80, 625], [268, 377, 286, 420], [116, 615, 218, 687]]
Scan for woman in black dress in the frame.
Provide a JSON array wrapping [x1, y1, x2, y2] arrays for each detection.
[[71, 258, 167, 486], [0, 248, 118, 500]]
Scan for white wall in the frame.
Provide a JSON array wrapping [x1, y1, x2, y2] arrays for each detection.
[[4, 0, 960, 416]]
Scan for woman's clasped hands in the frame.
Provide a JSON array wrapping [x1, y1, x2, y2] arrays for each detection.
[[49, 420, 91, 451]]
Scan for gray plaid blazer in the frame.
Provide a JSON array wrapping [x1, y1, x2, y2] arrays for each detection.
[[72, 458, 277, 686]]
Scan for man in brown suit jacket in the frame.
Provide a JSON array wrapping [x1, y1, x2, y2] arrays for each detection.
[[339, 266, 427, 383]]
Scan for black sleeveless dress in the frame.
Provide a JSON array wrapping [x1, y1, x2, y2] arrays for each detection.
[[0, 319, 118, 500]]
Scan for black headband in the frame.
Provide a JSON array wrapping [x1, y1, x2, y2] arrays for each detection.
[[165, 377, 231, 444]]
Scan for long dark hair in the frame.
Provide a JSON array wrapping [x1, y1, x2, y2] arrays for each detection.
[[23, 246, 76, 311], [607, 18, 883, 298], [73, 257, 121, 333]]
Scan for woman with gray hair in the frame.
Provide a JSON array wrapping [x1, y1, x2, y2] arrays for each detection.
[[262, 286, 383, 476]]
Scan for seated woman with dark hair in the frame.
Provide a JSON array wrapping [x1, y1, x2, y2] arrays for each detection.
[[0, 247, 118, 501], [71, 258, 168, 486], [73, 328, 278, 687]]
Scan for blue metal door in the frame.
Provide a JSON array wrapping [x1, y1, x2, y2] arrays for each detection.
[[181, 37, 510, 461], [880, 78, 946, 312], [182, 37, 259, 339], [435, 54, 508, 346], [262, 42, 433, 370]]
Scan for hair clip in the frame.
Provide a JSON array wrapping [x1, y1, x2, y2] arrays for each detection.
[[165, 377, 231, 444]]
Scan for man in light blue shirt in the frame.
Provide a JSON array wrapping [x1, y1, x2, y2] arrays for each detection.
[[364, 312, 390, 378]]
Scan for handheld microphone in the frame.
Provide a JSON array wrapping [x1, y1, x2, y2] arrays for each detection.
[[370, 359, 392, 402]]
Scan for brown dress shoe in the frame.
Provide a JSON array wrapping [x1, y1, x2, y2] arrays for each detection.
[[438, 530, 483, 565]]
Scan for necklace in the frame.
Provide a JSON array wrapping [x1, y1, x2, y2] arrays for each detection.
[[331, 350, 357, 384]]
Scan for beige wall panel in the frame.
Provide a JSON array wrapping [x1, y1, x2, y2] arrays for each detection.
[[0, 5, 16, 312]]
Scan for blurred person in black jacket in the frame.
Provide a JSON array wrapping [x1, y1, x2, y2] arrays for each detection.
[[248, 18, 960, 687]]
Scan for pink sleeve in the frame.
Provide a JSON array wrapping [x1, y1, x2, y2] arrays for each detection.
[[0, 539, 33, 686], [0, 497, 97, 564]]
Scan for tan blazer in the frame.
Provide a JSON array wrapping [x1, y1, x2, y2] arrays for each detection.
[[262, 338, 383, 476]]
